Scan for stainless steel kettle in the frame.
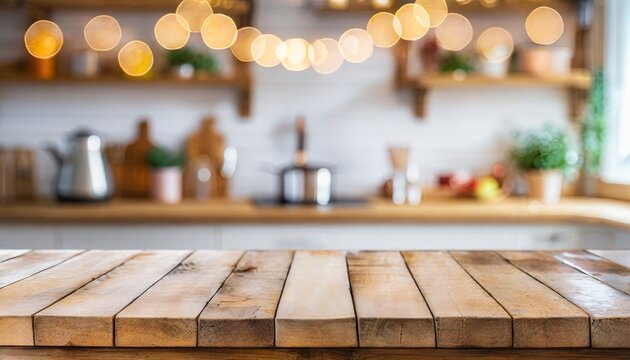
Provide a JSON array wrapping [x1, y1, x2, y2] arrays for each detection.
[[47, 131, 114, 202]]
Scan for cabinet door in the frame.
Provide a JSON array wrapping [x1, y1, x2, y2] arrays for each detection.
[[59, 225, 220, 250], [0, 225, 57, 249]]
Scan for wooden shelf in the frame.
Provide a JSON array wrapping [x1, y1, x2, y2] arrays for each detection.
[[10, 0, 251, 15], [0, 71, 252, 117], [403, 71, 591, 120]]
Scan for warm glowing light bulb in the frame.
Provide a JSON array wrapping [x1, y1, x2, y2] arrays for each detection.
[[231, 27, 262, 62], [24, 20, 63, 59], [251, 34, 283, 67], [415, 0, 448, 28], [328, 0, 349, 10], [435, 13, 473, 51], [155, 13, 190, 50], [200, 14, 237, 49], [371, 0, 393, 9], [118, 40, 154, 77], [176, 0, 213, 33], [84, 15, 121, 52], [477, 27, 514, 63], [526, 6, 564, 45], [309, 38, 344, 74], [339, 28, 373, 64], [278, 38, 310, 71], [394, 3, 430, 41], [367, 12, 401, 48]]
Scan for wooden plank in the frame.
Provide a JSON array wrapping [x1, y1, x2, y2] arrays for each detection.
[[403, 251, 511, 348], [0, 249, 29, 263], [0, 250, 83, 288], [0, 250, 138, 346], [554, 250, 630, 296], [2, 347, 630, 360], [450, 251, 589, 348], [115, 250, 243, 347], [198, 251, 293, 347], [347, 251, 434, 347], [500, 251, 630, 348], [275, 250, 357, 347], [34, 250, 190, 347], [588, 250, 630, 268]]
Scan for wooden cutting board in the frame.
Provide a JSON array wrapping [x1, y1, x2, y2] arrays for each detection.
[[121, 120, 153, 198], [184, 118, 228, 198]]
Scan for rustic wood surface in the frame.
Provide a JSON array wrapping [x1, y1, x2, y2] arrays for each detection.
[[554, 250, 630, 295], [589, 249, 630, 268], [500, 251, 630, 347], [275, 251, 357, 347], [115, 251, 243, 347], [34, 251, 190, 346], [450, 251, 590, 348], [347, 251, 434, 347], [403, 251, 512, 348], [0, 250, 83, 289], [198, 251, 293, 347], [0, 249, 629, 355], [0, 249, 29, 263]]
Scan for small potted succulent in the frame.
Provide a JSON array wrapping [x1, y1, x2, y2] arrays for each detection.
[[148, 147, 185, 204], [511, 124, 580, 204], [166, 48, 218, 79]]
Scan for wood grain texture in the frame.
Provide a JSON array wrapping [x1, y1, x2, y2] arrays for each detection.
[[34, 250, 190, 347], [588, 250, 630, 269], [554, 250, 630, 296], [403, 251, 511, 348], [2, 347, 630, 360], [0, 249, 29, 263], [347, 251, 434, 347], [0, 250, 138, 346], [275, 251, 357, 347], [198, 251, 293, 347], [115, 250, 243, 347], [500, 251, 630, 348], [0, 250, 83, 289], [450, 251, 589, 348]]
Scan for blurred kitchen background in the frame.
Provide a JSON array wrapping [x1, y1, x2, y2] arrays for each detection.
[[0, 0, 629, 250]]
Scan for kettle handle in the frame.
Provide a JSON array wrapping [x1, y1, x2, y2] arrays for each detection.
[[44, 143, 63, 166]]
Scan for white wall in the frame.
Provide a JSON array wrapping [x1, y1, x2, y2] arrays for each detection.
[[0, 0, 576, 199]]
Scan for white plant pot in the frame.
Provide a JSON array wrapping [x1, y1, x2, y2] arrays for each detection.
[[151, 167, 183, 204], [524, 171, 563, 204]]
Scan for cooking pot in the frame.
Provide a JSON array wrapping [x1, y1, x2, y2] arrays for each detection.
[[279, 117, 332, 205]]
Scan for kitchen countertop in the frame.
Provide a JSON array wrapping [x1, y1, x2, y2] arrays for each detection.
[[0, 249, 629, 359], [0, 197, 629, 230]]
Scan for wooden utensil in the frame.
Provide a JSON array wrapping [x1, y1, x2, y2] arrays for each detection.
[[121, 120, 153, 198], [14, 149, 35, 200], [105, 143, 126, 198]]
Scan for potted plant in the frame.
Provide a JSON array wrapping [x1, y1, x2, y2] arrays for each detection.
[[148, 147, 185, 204], [511, 124, 580, 204], [581, 70, 606, 195], [166, 48, 218, 79]]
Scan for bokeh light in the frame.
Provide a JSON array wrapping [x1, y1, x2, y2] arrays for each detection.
[[118, 40, 154, 76], [309, 38, 344, 74], [251, 34, 283, 67], [367, 12, 401, 48], [201, 14, 237, 49], [526, 6, 564, 45], [84, 15, 121, 51], [415, 0, 448, 28], [231, 27, 262, 62], [155, 13, 190, 50], [339, 28, 373, 63], [277, 38, 311, 71], [477, 27, 514, 63], [24, 20, 63, 59], [435, 13, 473, 51], [394, 3, 430, 41], [176, 0, 213, 33]]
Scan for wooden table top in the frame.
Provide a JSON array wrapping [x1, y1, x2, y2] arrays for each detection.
[[1, 249, 630, 357], [1, 197, 630, 230]]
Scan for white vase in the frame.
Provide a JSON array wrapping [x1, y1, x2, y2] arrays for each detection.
[[151, 167, 183, 204], [524, 171, 563, 204]]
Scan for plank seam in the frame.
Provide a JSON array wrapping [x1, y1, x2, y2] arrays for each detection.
[[554, 250, 630, 296], [271, 251, 295, 347], [194, 250, 247, 347], [0, 250, 87, 290], [111, 250, 194, 347], [0, 250, 31, 264], [345, 251, 361, 348], [400, 251, 437, 348], [447, 251, 516, 348]]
